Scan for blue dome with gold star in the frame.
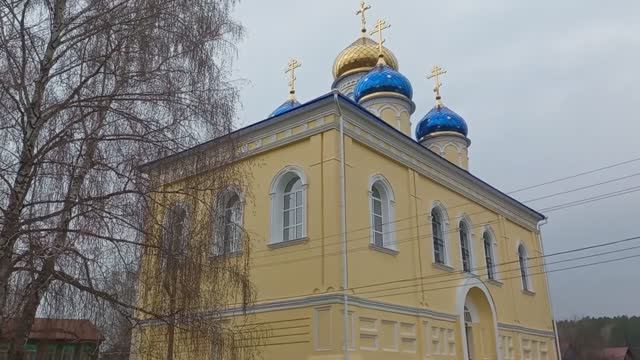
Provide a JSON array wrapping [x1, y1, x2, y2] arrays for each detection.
[[269, 99, 301, 118], [353, 63, 413, 103], [415, 105, 468, 140]]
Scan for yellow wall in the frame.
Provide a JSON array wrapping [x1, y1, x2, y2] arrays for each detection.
[[135, 115, 557, 360]]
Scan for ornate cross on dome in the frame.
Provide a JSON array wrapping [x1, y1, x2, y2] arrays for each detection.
[[370, 19, 391, 59], [356, 1, 371, 36], [285, 58, 302, 100], [427, 65, 447, 107]]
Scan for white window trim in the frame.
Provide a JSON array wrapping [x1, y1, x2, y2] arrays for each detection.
[[368, 174, 396, 251], [269, 165, 308, 244], [212, 186, 245, 256], [430, 201, 451, 266], [517, 241, 534, 292], [482, 225, 499, 281], [457, 214, 474, 273]]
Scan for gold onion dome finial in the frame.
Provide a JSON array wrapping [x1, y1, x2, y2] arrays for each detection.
[[427, 65, 447, 107], [332, 1, 398, 80]]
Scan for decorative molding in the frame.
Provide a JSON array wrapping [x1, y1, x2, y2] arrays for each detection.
[[137, 293, 556, 340], [497, 322, 555, 338]]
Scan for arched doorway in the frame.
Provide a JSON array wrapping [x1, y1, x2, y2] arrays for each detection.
[[458, 284, 498, 360]]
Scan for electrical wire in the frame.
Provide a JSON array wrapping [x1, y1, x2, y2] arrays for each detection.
[[507, 156, 640, 194], [245, 171, 640, 262], [238, 234, 640, 305]]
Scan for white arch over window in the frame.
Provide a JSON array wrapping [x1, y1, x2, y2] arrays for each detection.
[[457, 215, 473, 272], [482, 226, 498, 281], [430, 201, 450, 265], [368, 174, 396, 250], [518, 242, 532, 291], [270, 165, 308, 244], [213, 187, 244, 255]]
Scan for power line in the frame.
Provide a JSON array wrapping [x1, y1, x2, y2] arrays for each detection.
[[345, 235, 640, 294], [507, 156, 640, 194], [522, 171, 640, 203], [250, 185, 640, 268], [241, 156, 640, 257], [246, 171, 640, 262], [353, 243, 640, 298], [242, 234, 640, 305], [541, 185, 640, 213], [368, 253, 640, 300]]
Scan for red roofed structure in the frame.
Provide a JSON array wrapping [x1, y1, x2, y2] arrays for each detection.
[[1, 318, 103, 359]]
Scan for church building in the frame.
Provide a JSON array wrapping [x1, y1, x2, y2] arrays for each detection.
[[136, 3, 560, 360]]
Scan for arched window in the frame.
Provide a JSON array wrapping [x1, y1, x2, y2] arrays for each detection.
[[162, 204, 188, 270], [483, 231, 496, 280], [283, 177, 304, 241], [270, 167, 307, 244], [369, 178, 395, 250], [459, 220, 472, 272], [214, 190, 243, 255], [518, 244, 530, 291], [432, 207, 447, 264]]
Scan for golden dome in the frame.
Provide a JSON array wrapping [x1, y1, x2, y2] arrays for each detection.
[[332, 37, 399, 80]]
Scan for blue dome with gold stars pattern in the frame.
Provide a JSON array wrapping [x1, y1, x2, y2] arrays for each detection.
[[353, 63, 413, 103], [415, 105, 468, 140]]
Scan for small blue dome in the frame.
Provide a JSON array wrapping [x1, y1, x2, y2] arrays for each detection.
[[353, 63, 413, 103], [415, 105, 468, 140], [269, 99, 301, 118]]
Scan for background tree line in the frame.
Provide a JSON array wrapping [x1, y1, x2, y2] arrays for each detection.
[[558, 316, 640, 358]]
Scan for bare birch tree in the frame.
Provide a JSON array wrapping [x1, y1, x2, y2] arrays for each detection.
[[0, 0, 260, 359]]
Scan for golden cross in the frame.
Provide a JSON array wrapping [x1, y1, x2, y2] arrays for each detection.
[[427, 65, 447, 106], [370, 19, 391, 57], [285, 58, 302, 100], [355, 1, 372, 36]]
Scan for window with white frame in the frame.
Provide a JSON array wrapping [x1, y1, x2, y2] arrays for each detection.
[[518, 243, 531, 291], [431, 207, 447, 264], [283, 177, 304, 241], [483, 230, 497, 280], [369, 178, 395, 250], [161, 204, 188, 270], [213, 189, 243, 255], [459, 220, 472, 272], [270, 167, 307, 244]]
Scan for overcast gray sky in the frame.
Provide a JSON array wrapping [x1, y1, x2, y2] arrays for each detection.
[[231, 1, 640, 319]]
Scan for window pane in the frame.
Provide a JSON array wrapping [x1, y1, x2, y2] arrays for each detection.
[[296, 224, 303, 239], [373, 198, 382, 216], [283, 209, 290, 228], [296, 208, 303, 226], [285, 177, 301, 192], [372, 186, 381, 199], [432, 210, 445, 264], [519, 246, 528, 289], [284, 193, 292, 210], [374, 214, 383, 232], [295, 191, 302, 206], [374, 231, 383, 247]]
